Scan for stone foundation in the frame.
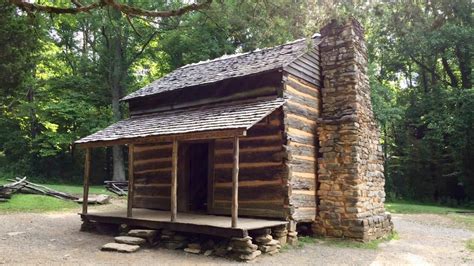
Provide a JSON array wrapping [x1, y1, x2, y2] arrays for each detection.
[[313, 18, 393, 241]]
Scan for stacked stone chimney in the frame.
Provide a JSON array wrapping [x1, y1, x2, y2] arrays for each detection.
[[312, 19, 393, 241]]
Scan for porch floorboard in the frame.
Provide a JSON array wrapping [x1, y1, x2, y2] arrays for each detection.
[[81, 208, 288, 238]]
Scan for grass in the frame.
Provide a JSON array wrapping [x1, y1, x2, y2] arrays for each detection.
[[0, 181, 116, 213], [281, 231, 399, 252], [386, 200, 474, 232], [467, 239, 474, 252], [0, 194, 79, 213], [385, 200, 473, 215]]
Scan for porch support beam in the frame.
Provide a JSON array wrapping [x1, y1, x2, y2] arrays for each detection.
[[127, 144, 135, 218], [171, 138, 178, 222], [231, 136, 239, 228], [82, 148, 91, 215]]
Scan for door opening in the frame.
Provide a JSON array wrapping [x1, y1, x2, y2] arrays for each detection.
[[186, 142, 209, 212]]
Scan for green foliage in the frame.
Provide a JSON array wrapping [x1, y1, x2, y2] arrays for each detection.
[[0, 0, 472, 204], [0, 1, 307, 182], [386, 200, 474, 214], [0, 194, 79, 213]]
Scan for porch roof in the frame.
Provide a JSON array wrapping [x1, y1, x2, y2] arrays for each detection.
[[75, 97, 286, 148]]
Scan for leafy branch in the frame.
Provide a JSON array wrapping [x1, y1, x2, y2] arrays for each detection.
[[9, 0, 212, 18]]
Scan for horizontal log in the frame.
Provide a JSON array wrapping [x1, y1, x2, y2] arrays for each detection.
[[215, 146, 281, 155], [286, 113, 317, 126], [214, 165, 286, 183], [213, 200, 283, 210], [134, 160, 172, 172], [283, 100, 319, 120], [215, 137, 282, 150], [286, 77, 320, 98], [214, 180, 281, 188], [286, 132, 317, 146], [134, 157, 171, 166], [134, 149, 172, 161], [134, 143, 172, 152], [285, 84, 319, 101], [291, 207, 316, 222], [134, 185, 171, 197], [290, 177, 316, 191], [214, 184, 284, 201], [285, 92, 320, 114], [284, 143, 316, 158], [291, 171, 315, 179], [287, 160, 317, 173], [135, 168, 172, 175], [285, 117, 317, 134], [290, 193, 317, 208], [133, 196, 171, 210], [214, 161, 282, 170], [214, 150, 284, 164], [134, 171, 171, 182]]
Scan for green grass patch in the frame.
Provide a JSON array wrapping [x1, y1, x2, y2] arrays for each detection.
[[282, 231, 399, 252], [386, 200, 473, 214], [467, 239, 474, 252], [449, 213, 474, 231], [0, 182, 116, 213], [319, 231, 399, 250], [44, 184, 113, 196], [0, 194, 79, 213]]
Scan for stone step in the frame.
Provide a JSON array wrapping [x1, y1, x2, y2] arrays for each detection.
[[101, 243, 140, 253], [127, 229, 158, 243], [115, 236, 147, 245]]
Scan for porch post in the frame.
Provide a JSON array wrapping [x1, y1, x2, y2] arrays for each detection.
[[127, 144, 135, 218], [82, 148, 91, 215], [231, 136, 239, 228], [171, 139, 178, 222]]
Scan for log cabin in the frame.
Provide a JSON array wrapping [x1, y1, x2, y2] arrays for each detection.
[[75, 19, 393, 243]]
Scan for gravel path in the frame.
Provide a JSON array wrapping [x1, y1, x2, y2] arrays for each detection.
[[0, 209, 472, 265]]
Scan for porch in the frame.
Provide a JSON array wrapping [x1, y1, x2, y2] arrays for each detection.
[[81, 208, 288, 238], [75, 98, 288, 234]]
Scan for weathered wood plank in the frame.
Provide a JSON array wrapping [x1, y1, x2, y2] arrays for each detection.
[[128, 144, 135, 217], [133, 196, 171, 210], [134, 160, 172, 172], [214, 165, 286, 183], [232, 136, 239, 228], [134, 149, 172, 161], [214, 150, 284, 164], [82, 148, 91, 215], [214, 185, 284, 201], [171, 139, 178, 222]]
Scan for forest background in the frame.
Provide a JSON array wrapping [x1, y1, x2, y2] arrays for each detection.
[[0, 0, 472, 203]]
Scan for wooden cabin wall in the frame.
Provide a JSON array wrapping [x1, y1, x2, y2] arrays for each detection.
[[210, 108, 289, 219], [128, 71, 282, 116], [282, 73, 321, 222], [132, 142, 173, 209]]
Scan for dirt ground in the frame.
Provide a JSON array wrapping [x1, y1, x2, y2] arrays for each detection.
[[0, 205, 473, 265]]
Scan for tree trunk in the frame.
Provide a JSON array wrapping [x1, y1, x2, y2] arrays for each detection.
[[108, 8, 126, 182]]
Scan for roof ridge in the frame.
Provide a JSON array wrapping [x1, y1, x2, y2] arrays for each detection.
[[178, 38, 307, 70]]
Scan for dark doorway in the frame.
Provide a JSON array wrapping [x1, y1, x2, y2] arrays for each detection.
[[186, 143, 209, 212]]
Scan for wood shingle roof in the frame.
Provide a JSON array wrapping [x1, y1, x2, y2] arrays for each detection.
[[122, 38, 313, 101], [75, 97, 286, 146]]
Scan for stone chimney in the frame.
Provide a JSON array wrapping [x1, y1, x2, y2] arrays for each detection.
[[312, 18, 393, 241]]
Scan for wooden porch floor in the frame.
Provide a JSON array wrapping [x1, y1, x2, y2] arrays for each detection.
[[81, 208, 288, 238]]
